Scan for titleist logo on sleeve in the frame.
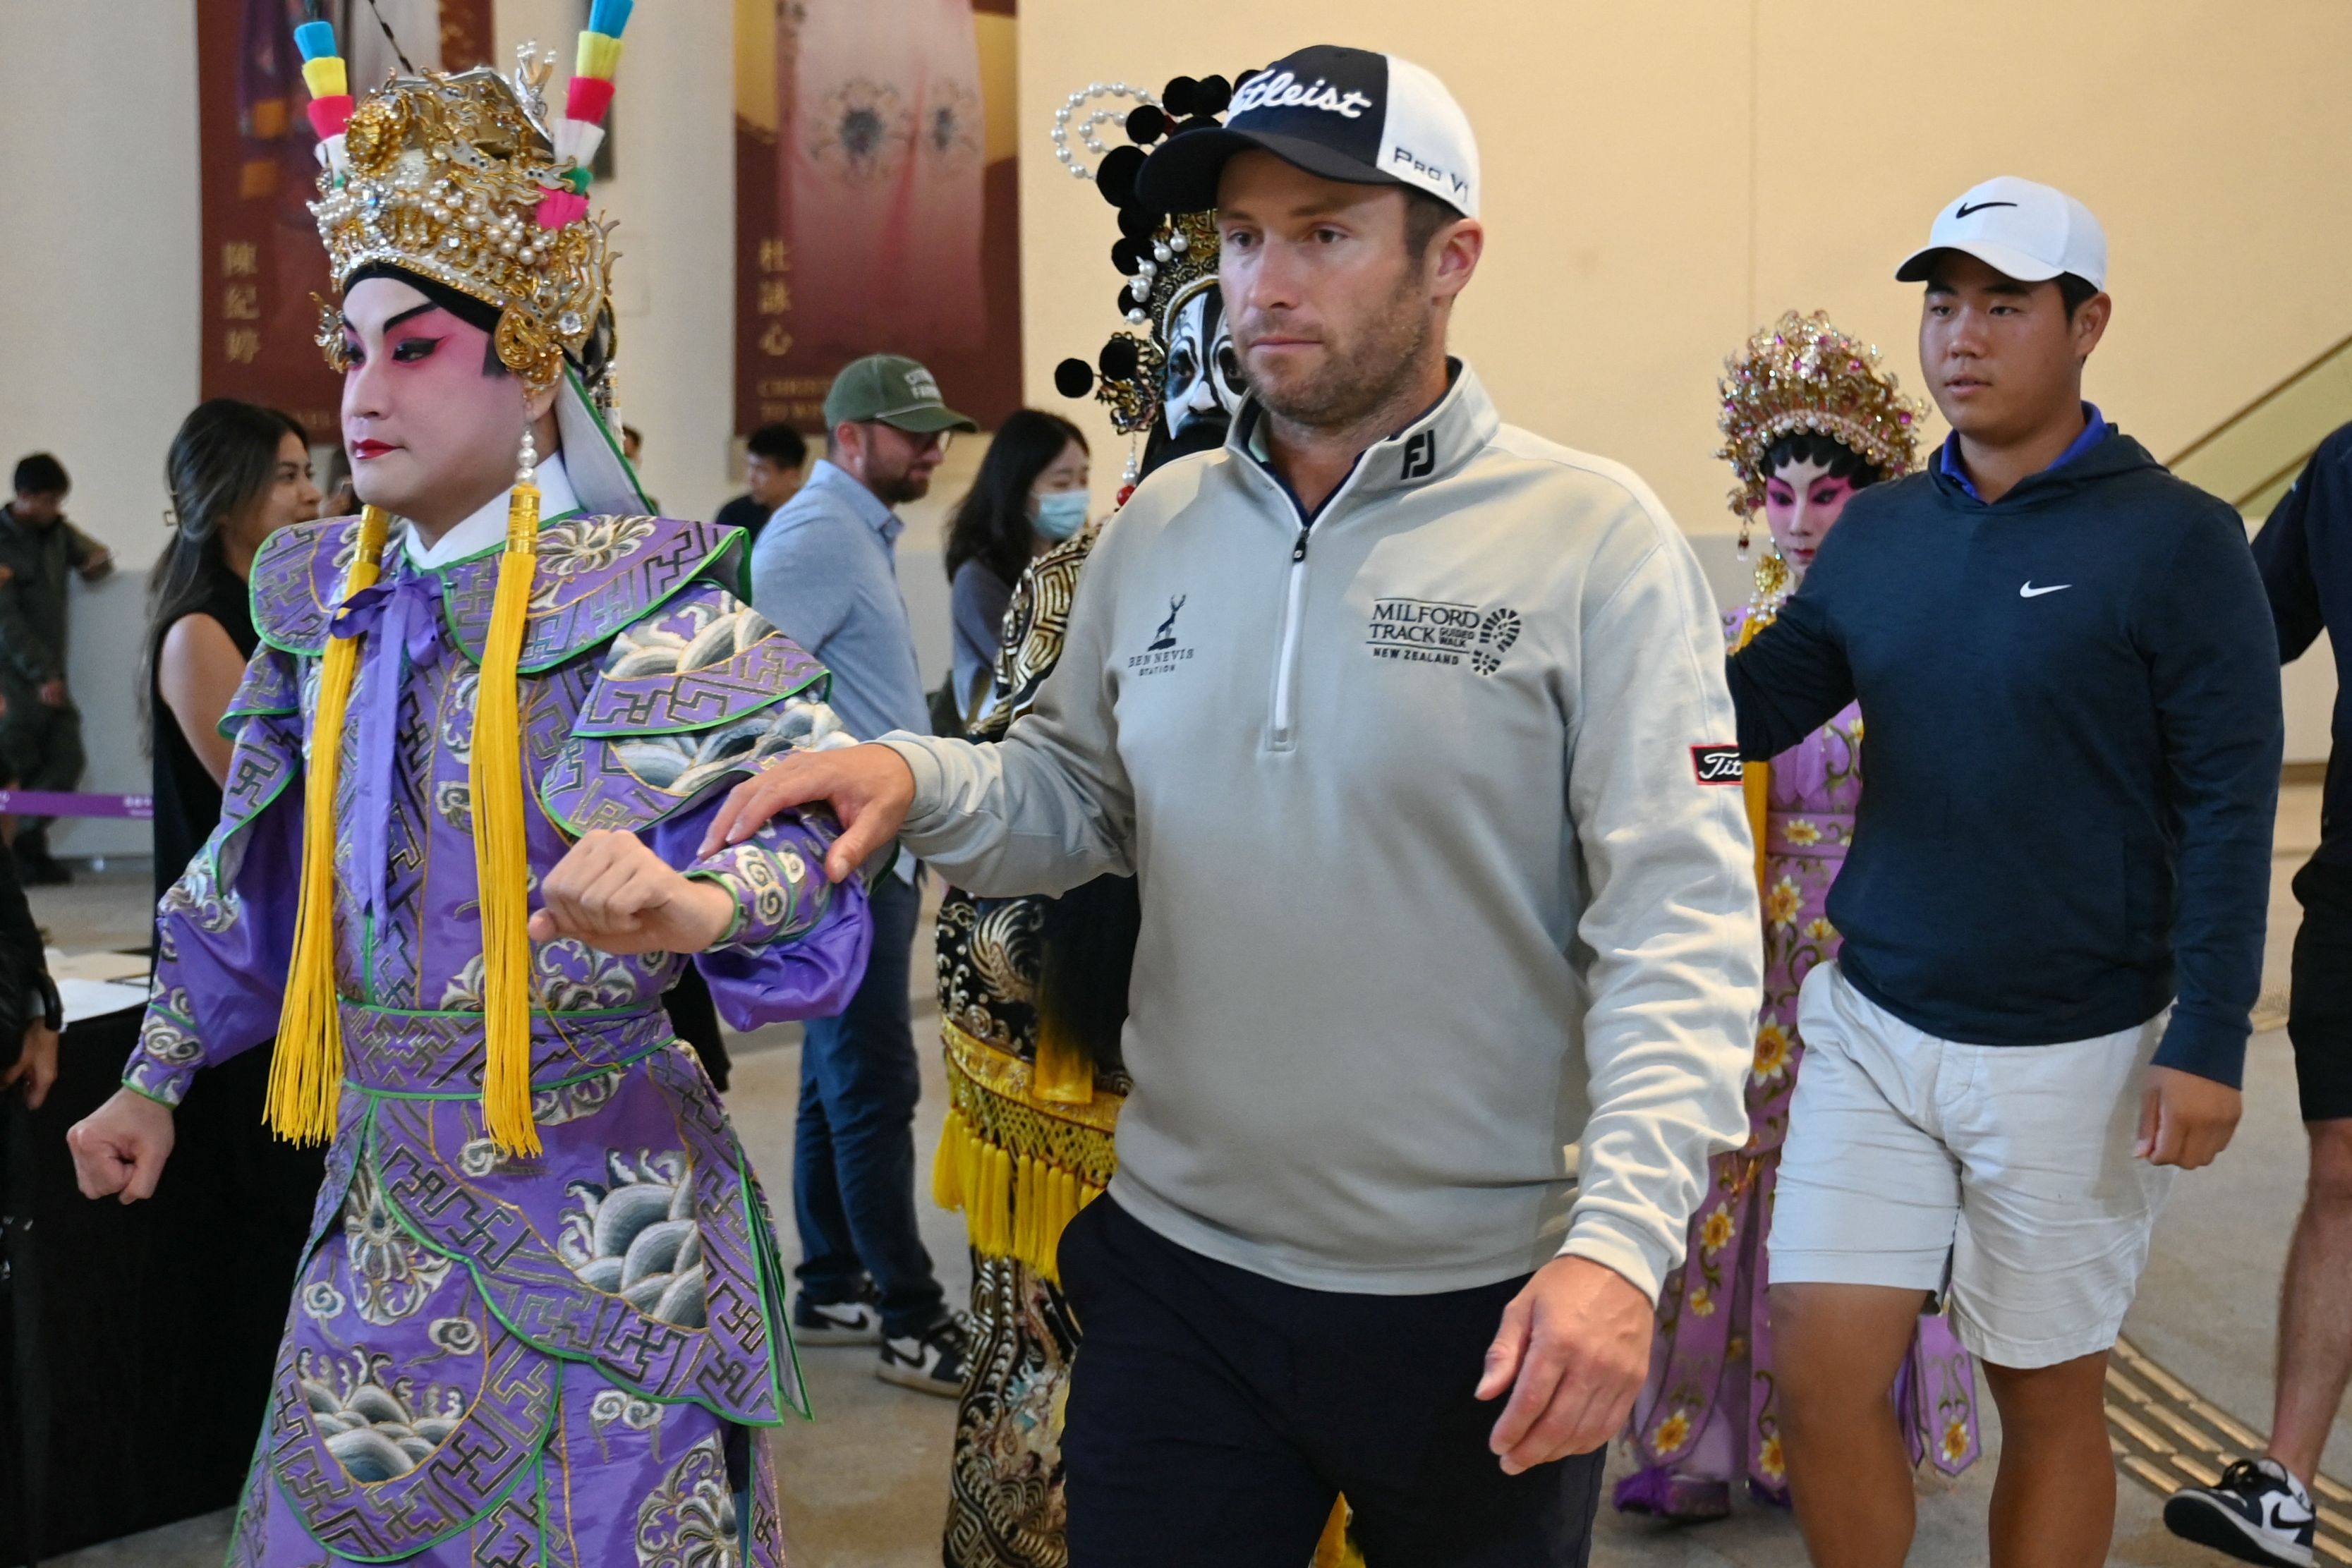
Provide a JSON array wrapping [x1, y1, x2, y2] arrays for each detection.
[[1230, 71, 1375, 120], [1691, 745, 1745, 785]]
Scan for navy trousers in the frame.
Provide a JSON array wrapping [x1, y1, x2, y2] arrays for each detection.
[[1060, 1193, 1605, 1567]]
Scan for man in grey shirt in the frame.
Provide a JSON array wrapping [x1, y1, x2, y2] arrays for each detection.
[[713, 50, 1757, 1564], [748, 354, 977, 1395]]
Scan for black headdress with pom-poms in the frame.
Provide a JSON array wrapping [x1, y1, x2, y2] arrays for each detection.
[[1047, 68, 1253, 487]]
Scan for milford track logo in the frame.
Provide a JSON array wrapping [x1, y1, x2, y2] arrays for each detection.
[[1366, 597, 1522, 675]]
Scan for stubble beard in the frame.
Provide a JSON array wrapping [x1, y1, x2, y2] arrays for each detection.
[[1248, 274, 1437, 435]]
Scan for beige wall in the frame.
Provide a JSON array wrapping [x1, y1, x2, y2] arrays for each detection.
[[0, 0, 2341, 852], [1019, 0, 2352, 535]]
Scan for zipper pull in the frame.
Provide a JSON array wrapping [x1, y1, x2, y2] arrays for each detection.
[[1291, 528, 1309, 563]]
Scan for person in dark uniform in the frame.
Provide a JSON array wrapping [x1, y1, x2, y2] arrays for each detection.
[[0, 452, 114, 884]]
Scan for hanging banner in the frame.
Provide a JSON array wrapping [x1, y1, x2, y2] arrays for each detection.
[[197, 1, 495, 441], [735, 0, 1023, 435]]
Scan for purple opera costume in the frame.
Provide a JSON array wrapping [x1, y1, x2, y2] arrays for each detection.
[[126, 507, 868, 1567], [114, 11, 872, 1564], [1618, 314, 1980, 1516]]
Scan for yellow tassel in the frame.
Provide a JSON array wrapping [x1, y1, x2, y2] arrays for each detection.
[[1031, 1017, 1095, 1107], [267, 505, 389, 1143], [1744, 759, 1771, 894], [473, 464, 542, 1157], [1312, 1500, 1366, 1568], [933, 1110, 966, 1211]]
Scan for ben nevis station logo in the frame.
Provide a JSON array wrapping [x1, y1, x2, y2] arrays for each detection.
[[1366, 598, 1520, 675], [1127, 595, 1194, 676]]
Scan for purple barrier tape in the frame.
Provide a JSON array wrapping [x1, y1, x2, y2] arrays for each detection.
[[0, 790, 152, 820]]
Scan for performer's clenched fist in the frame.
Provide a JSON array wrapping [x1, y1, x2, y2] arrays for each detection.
[[529, 828, 738, 955], [68, 1088, 176, 1203]]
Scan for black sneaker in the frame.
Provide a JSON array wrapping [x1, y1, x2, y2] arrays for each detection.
[[791, 1292, 882, 1347], [876, 1313, 969, 1397], [2165, 1457, 2317, 1567]]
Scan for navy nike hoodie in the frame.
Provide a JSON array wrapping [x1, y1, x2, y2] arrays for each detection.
[[1730, 427, 2282, 1086]]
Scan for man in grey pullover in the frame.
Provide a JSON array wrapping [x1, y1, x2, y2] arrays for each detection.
[[705, 46, 1759, 1565]]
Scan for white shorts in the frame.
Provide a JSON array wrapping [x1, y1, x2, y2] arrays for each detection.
[[1769, 962, 2175, 1369]]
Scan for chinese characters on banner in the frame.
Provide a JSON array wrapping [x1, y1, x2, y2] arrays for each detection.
[[197, 0, 493, 440], [736, 0, 1023, 434]]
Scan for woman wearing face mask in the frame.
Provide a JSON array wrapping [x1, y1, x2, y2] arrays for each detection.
[[942, 410, 1090, 731], [1616, 312, 1981, 1519]]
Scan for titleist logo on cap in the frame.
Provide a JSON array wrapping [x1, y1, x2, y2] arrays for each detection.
[[1231, 71, 1374, 120]]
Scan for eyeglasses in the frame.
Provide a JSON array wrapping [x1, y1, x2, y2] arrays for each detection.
[[863, 421, 952, 459]]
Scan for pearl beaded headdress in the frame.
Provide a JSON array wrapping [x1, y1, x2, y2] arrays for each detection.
[[296, 3, 636, 397], [1718, 310, 1927, 521], [1049, 73, 1242, 450]]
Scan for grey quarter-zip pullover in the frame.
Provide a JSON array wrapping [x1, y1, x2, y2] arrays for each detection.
[[879, 363, 1760, 1299]]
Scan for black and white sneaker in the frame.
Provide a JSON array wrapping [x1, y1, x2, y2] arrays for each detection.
[[2165, 1457, 2317, 1567], [791, 1292, 882, 1347], [876, 1313, 970, 1397]]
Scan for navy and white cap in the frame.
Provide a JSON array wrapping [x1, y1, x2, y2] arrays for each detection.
[[1135, 45, 1479, 220], [1896, 176, 2108, 291]]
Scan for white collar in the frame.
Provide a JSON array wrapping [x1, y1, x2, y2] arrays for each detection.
[[401, 451, 579, 569]]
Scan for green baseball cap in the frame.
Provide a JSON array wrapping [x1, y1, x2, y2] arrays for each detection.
[[821, 353, 979, 434]]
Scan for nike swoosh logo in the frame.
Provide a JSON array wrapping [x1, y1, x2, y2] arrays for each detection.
[[2020, 582, 2071, 598], [1956, 200, 2019, 218]]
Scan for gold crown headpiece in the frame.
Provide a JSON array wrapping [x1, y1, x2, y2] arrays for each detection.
[[1718, 310, 1927, 519], [293, 6, 636, 396], [1046, 73, 1242, 439]]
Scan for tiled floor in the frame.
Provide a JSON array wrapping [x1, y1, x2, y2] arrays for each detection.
[[30, 785, 2336, 1567]]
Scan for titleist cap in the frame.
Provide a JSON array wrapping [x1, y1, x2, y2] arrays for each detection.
[[1896, 175, 2109, 291], [1135, 45, 1479, 219]]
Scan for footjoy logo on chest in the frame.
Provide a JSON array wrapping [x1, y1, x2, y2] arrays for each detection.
[[1127, 595, 1195, 676], [1366, 598, 1521, 675]]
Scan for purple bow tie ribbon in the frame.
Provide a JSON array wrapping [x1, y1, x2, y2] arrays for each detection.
[[332, 571, 447, 932]]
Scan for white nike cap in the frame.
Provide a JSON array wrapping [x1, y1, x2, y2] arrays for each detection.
[[1895, 176, 2108, 291]]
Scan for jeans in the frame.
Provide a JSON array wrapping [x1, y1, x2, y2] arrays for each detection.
[[791, 870, 944, 1337]]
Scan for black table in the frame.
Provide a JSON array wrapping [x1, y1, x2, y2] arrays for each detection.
[[1, 1009, 320, 1565]]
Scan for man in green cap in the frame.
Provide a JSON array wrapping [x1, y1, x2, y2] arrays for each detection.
[[750, 353, 978, 1397]]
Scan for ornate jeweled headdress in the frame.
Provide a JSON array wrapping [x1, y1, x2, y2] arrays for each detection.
[[297, 1, 631, 403], [269, 2, 644, 1161], [1718, 310, 1927, 522], [1045, 74, 1240, 489]]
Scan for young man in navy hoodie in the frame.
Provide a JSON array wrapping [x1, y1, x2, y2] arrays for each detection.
[[1730, 178, 2284, 1567]]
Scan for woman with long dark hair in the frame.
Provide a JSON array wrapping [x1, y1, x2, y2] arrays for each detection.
[[128, 397, 327, 1511], [148, 399, 321, 903], [942, 410, 1088, 729]]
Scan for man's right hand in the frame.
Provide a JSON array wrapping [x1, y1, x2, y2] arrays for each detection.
[[67, 1088, 176, 1203], [697, 743, 916, 882], [35, 678, 66, 708]]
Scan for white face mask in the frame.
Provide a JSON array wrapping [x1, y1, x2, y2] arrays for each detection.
[[1162, 288, 1247, 439], [1033, 487, 1089, 541]]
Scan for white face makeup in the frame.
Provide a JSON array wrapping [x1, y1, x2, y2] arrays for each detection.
[[1761, 454, 1860, 578], [1162, 287, 1247, 439]]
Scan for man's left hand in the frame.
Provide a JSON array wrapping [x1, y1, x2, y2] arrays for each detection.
[[528, 829, 736, 956], [1477, 1253, 1654, 1474], [2136, 1064, 2241, 1169]]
